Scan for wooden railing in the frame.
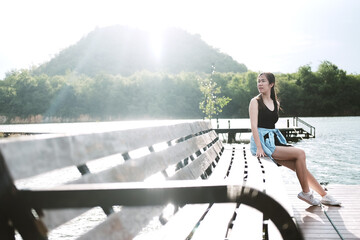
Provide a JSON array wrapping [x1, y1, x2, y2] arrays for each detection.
[[292, 117, 316, 138]]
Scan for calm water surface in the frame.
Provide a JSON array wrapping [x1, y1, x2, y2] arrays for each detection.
[[279, 116, 360, 185]]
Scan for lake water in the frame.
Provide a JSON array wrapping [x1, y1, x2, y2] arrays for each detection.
[[278, 116, 360, 185]]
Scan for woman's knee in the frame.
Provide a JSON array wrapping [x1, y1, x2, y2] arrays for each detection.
[[295, 148, 306, 164], [297, 148, 306, 159]]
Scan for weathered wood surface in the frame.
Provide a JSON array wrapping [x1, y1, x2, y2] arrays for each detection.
[[1, 121, 211, 180], [286, 184, 360, 240], [1, 121, 215, 238], [131, 145, 297, 240], [0, 121, 300, 240]]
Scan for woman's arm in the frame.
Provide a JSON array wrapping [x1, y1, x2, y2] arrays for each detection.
[[249, 97, 266, 157]]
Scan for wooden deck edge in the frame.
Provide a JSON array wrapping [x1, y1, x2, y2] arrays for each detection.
[[285, 184, 360, 240]]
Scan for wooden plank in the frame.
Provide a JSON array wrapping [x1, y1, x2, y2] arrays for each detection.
[[78, 133, 219, 239], [226, 145, 245, 182], [134, 204, 210, 240], [78, 206, 165, 240], [134, 144, 231, 240], [0, 122, 206, 181], [73, 182, 242, 240], [169, 144, 218, 180], [228, 146, 264, 240], [40, 132, 216, 231], [286, 184, 360, 240], [139, 144, 232, 240], [267, 220, 283, 240], [242, 148, 264, 191], [258, 155, 294, 217], [188, 145, 247, 239], [208, 144, 233, 180], [75, 132, 214, 183], [191, 203, 236, 240], [243, 151, 294, 240], [228, 205, 263, 240], [185, 145, 238, 239], [76, 144, 222, 239]]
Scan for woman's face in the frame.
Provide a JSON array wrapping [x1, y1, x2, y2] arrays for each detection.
[[257, 74, 274, 94]]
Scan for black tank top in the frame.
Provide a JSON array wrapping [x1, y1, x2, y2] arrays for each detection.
[[257, 98, 278, 129]]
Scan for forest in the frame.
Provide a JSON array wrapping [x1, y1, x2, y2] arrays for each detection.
[[1, 26, 359, 123], [1, 61, 359, 123]]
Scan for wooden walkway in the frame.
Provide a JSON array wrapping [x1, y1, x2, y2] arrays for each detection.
[[215, 127, 315, 143], [285, 184, 360, 239]]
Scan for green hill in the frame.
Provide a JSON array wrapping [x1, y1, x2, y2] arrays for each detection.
[[35, 25, 247, 76]]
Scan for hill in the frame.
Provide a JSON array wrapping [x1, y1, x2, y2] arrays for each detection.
[[35, 25, 247, 76]]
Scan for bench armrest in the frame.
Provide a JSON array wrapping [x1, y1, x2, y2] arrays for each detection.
[[19, 181, 303, 240]]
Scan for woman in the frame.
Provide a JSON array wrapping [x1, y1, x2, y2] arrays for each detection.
[[249, 72, 340, 206]]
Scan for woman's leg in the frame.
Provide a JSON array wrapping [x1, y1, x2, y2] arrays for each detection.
[[275, 157, 327, 197], [272, 146, 326, 196]]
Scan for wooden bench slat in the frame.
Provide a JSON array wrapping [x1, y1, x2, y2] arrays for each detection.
[[198, 145, 247, 240], [134, 204, 210, 240], [208, 145, 233, 180], [191, 203, 236, 240], [0, 120, 301, 240], [39, 132, 216, 231], [76, 138, 223, 240], [268, 220, 283, 240], [226, 146, 245, 182], [228, 205, 263, 240], [166, 145, 245, 239], [78, 206, 165, 240], [77, 132, 215, 183], [189, 145, 238, 240], [148, 145, 241, 240], [260, 156, 294, 217], [226, 147, 265, 239], [170, 143, 219, 180], [42, 208, 92, 230], [137, 143, 232, 240], [1, 122, 209, 181], [243, 148, 265, 191], [71, 138, 223, 240]]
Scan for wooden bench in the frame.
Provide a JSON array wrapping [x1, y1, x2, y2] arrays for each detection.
[[0, 121, 302, 240]]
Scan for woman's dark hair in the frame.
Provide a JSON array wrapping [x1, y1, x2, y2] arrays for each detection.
[[256, 72, 280, 111]]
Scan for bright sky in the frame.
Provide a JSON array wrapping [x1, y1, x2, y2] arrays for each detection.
[[1, 0, 359, 79]]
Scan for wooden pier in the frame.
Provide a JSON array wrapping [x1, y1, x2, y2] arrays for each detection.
[[215, 127, 315, 143], [286, 184, 360, 239], [215, 117, 316, 143]]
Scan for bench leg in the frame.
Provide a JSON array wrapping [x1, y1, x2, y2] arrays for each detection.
[[0, 156, 47, 240], [0, 213, 15, 240]]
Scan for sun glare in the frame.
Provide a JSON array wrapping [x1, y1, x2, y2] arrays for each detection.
[[148, 27, 164, 61]]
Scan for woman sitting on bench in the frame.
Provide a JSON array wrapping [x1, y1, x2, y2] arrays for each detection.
[[249, 72, 340, 206]]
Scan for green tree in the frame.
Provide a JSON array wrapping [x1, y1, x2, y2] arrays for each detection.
[[199, 67, 231, 119], [277, 74, 303, 116]]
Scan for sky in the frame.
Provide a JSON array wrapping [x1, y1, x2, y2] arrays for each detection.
[[1, 0, 360, 79]]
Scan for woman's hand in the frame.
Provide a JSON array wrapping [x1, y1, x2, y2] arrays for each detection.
[[256, 148, 267, 158]]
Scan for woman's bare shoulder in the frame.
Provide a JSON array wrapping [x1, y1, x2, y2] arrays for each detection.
[[250, 96, 260, 104]]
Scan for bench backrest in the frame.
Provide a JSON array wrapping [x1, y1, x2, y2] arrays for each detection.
[[0, 121, 223, 239]]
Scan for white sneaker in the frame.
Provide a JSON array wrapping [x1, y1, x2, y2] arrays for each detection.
[[298, 191, 320, 206], [321, 194, 341, 206]]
